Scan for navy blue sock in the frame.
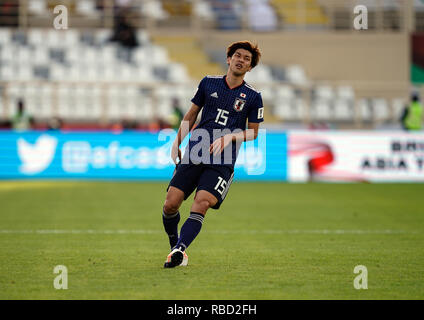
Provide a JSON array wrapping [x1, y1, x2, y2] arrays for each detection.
[[162, 209, 180, 249], [175, 212, 204, 251]]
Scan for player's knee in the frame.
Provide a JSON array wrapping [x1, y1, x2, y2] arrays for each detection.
[[163, 200, 180, 215], [192, 198, 213, 214]]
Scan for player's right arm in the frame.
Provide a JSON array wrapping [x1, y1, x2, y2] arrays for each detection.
[[171, 103, 202, 164]]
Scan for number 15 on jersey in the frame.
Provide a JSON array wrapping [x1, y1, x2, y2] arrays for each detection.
[[215, 108, 229, 126]]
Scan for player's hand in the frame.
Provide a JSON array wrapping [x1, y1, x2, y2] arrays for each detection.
[[171, 141, 181, 164], [210, 134, 233, 156]]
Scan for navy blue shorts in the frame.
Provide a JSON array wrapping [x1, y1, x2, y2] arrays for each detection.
[[167, 162, 234, 210]]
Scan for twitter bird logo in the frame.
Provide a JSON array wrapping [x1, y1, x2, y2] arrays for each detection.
[[17, 135, 58, 175]]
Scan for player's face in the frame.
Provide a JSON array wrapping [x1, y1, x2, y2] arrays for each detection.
[[227, 49, 252, 76]]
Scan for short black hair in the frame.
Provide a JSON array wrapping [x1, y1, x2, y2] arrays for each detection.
[[226, 41, 261, 69]]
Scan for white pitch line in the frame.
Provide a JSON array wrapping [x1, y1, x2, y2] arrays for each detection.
[[0, 229, 420, 235]]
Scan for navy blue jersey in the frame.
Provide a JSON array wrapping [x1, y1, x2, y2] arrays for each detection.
[[183, 75, 264, 168]]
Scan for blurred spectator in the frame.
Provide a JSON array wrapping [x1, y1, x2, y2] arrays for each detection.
[[47, 117, 63, 131], [309, 121, 330, 130], [168, 97, 184, 130], [0, 119, 11, 129], [116, 0, 133, 7], [122, 119, 138, 130], [211, 0, 241, 30], [247, 0, 277, 32], [12, 99, 33, 131], [148, 117, 170, 132], [110, 2, 139, 49], [400, 93, 423, 131]]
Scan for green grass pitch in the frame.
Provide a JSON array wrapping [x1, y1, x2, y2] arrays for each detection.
[[0, 181, 423, 299]]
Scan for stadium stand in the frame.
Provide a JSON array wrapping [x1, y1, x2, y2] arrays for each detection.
[[0, 0, 423, 131], [0, 27, 189, 127], [150, 35, 224, 80], [271, 0, 329, 28]]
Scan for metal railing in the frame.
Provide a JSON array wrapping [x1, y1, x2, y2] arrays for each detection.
[[0, 0, 419, 32], [0, 79, 418, 129]]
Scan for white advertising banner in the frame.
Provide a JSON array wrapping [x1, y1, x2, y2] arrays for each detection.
[[288, 131, 424, 182]]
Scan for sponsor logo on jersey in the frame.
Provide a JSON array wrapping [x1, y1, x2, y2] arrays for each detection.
[[211, 92, 218, 98]]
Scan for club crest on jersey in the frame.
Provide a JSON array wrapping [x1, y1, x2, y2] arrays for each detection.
[[233, 98, 246, 112]]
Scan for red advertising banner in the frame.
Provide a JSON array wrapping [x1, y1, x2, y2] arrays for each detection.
[[289, 131, 424, 182]]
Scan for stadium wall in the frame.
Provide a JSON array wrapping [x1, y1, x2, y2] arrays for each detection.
[[198, 31, 410, 96]]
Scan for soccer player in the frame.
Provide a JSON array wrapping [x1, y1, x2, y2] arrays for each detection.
[[162, 41, 264, 268]]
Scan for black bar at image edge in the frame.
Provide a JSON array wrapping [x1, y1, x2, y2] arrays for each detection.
[[0, 300, 421, 318]]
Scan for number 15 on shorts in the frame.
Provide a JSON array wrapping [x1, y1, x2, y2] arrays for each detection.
[[214, 176, 227, 195]]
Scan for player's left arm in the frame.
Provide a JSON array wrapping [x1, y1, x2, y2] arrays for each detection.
[[210, 122, 260, 155], [231, 121, 260, 142]]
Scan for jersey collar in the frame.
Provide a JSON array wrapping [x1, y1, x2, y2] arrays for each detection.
[[223, 75, 245, 90]]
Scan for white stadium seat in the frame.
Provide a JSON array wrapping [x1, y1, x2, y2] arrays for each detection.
[[27, 29, 45, 46], [16, 46, 32, 63], [312, 101, 332, 120], [28, 0, 47, 15], [81, 47, 98, 63], [106, 87, 124, 120], [315, 85, 334, 100], [334, 100, 353, 121], [168, 64, 190, 82], [311, 85, 334, 121], [0, 29, 11, 45], [95, 29, 112, 45], [257, 86, 274, 102], [334, 86, 355, 121], [76, 0, 99, 16], [137, 100, 154, 122], [32, 47, 50, 65], [16, 65, 33, 81], [293, 98, 306, 120], [276, 85, 295, 99], [372, 98, 389, 121], [84, 87, 102, 120], [244, 65, 274, 84], [0, 64, 13, 81], [274, 86, 296, 120], [46, 30, 65, 48], [286, 64, 309, 86], [141, 0, 169, 20], [157, 101, 173, 120], [193, 0, 215, 21], [57, 85, 72, 119], [136, 30, 150, 45], [358, 99, 372, 122], [133, 47, 148, 64], [98, 44, 117, 63], [0, 45, 14, 61], [50, 63, 67, 81], [63, 29, 79, 46], [337, 85, 355, 100], [274, 102, 293, 120], [149, 46, 170, 66], [391, 98, 406, 120]]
